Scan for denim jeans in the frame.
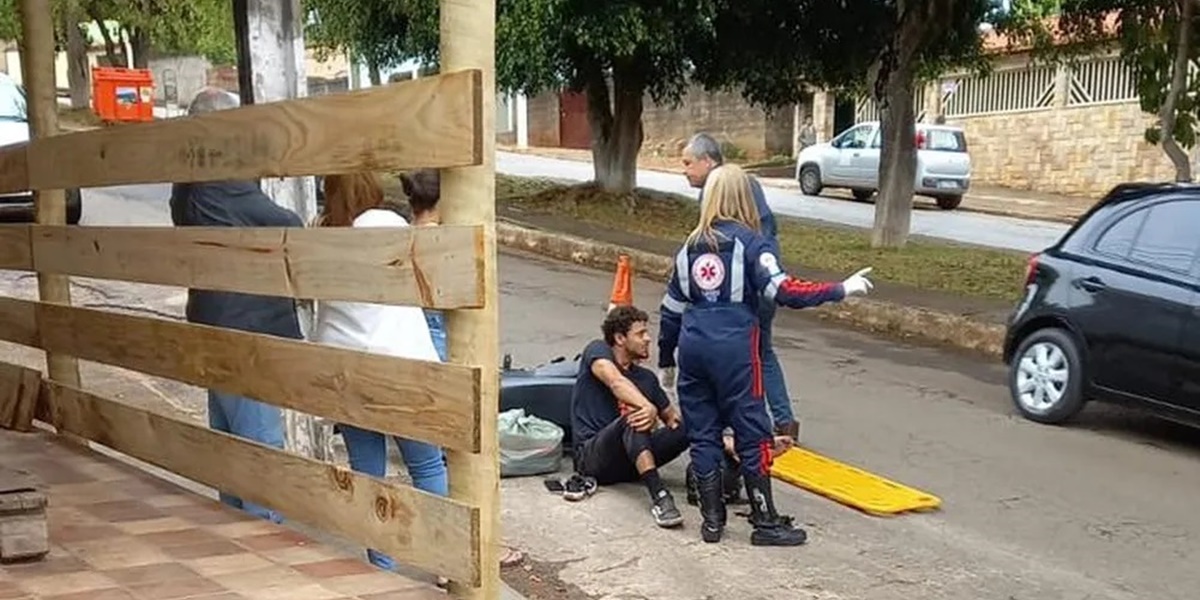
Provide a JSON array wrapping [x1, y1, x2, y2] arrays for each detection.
[[207, 390, 286, 523], [758, 302, 796, 428], [342, 308, 451, 571], [340, 425, 449, 570]]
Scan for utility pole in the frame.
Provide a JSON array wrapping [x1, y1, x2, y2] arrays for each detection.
[[231, 0, 328, 461]]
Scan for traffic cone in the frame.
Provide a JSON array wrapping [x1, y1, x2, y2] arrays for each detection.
[[607, 255, 633, 313]]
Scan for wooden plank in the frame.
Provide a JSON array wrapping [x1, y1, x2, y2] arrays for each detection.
[[24, 300, 481, 452], [0, 70, 484, 195], [30, 225, 485, 308], [17, 0, 81, 392], [42, 381, 480, 583], [440, 0, 500, 597], [0, 362, 42, 432], [0, 226, 31, 270], [0, 144, 28, 196], [0, 297, 38, 348]]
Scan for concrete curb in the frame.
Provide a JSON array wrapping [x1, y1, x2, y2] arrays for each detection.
[[496, 220, 1006, 359]]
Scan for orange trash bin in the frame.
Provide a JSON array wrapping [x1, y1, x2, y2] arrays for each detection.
[[91, 67, 155, 123]]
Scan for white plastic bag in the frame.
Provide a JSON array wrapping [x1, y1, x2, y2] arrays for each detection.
[[498, 408, 563, 478]]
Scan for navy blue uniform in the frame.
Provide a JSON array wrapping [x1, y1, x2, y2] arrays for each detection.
[[658, 221, 843, 480]]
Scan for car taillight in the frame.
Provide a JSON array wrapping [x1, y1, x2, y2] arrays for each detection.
[[1024, 253, 1040, 286]]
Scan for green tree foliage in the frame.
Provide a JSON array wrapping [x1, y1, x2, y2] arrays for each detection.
[[303, 0, 423, 84], [0, 0, 234, 65], [1003, 0, 1199, 182], [777, 1, 997, 248]]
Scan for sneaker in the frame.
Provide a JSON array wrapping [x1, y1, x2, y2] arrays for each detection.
[[562, 474, 597, 502], [650, 490, 684, 528]]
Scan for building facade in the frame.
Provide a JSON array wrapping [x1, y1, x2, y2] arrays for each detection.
[[823, 50, 1180, 197]]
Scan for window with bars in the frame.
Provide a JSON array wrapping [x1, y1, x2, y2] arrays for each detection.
[[942, 65, 1057, 116]]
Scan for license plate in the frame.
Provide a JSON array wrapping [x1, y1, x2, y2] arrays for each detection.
[[937, 180, 959, 189]]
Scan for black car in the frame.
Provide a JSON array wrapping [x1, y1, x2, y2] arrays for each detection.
[[1003, 183, 1200, 426]]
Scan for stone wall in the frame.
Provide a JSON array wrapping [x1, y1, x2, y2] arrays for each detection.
[[523, 85, 796, 158], [527, 91, 561, 148], [639, 87, 794, 159], [947, 101, 1175, 196]]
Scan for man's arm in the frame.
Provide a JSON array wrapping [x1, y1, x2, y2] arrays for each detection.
[[591, 358, 657, 412], [750, 178, 778, 241]]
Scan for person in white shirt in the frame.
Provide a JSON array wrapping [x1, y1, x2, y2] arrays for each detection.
[[312, 172, 448, 573]]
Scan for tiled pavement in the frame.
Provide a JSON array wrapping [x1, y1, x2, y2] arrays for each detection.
[[0, 430, 446, 600]]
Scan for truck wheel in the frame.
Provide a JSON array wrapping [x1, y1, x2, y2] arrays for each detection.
[[798, 165, 822, 196], [935, 195, 963, 210]]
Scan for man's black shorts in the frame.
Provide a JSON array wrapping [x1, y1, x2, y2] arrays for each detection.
[[575, 417, 688, 485]]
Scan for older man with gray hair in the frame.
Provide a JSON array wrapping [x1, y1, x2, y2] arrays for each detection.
[[678, 132, 796, 441], [169, 87, 305, 523]]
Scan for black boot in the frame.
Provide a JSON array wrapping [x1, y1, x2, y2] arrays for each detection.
[[695, 469, 726, 543], [744, 473, 807, 547]]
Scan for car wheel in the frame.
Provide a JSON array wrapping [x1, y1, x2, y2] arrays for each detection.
[[851, 189, 874, 202], [1009, 328, 1085, 424], [935, 195, 963, 210], [65, 189, 82, 225], [798, 164, 822, 196]]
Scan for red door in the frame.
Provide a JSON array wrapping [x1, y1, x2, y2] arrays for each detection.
[[559, 91, 591, 150]]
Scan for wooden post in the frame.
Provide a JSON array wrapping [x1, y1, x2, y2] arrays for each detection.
[[231, 0, 326, 460], [18, 0, 82, 389], [439, 0, 499, 597]]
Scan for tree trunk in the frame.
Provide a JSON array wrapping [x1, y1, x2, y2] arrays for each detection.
[[129, 27, 151, 69], [89, 15, 126, 67], [64, 10, 89, 109], [871, 63, 919, 248], [584, 65, 644, 194], [367, 60, 382, 86], [1160, 0, 1194, 182]]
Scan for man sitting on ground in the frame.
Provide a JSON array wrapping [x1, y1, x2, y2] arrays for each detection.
[[570, 306, 689, 528]]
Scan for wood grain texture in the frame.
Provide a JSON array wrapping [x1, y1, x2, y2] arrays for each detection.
[[43, 381, 480, 583], [18, 300, 482, 452], [3, 70, 484, 194], [31, 225, 485, 308], [0, 226, 31, 270], [439, 2, 501, 598], [0, 144, 29, 196], [0, 298, 37, 348], [19, 0, 81, 391], [0, 361, 41, 432]]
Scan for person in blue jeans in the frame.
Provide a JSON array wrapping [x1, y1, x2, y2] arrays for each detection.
[[681, 133, 799, 442], [171, 88, 304, 524], [313, 172, 451, 577], [401, 170, 527, 570]]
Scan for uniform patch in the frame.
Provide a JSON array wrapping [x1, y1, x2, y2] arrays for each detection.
[[759, 252, 780, 274], [692, 253, 726, 291]]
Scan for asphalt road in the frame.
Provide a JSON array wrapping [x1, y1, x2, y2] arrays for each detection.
[[496, 151, 1072, 253], [37, 184, 1200, 600]]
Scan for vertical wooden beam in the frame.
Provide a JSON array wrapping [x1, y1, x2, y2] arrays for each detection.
[[231, 0, 324, 461], [439, 0, 499, 597], [18, 0, 82, 389]]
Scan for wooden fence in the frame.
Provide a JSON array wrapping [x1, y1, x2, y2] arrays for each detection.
[[0, 0, 500, 597]]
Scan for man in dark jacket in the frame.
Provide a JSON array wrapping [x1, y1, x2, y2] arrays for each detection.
[[170, 87, 304, 522], [680, 133, 797, 443]]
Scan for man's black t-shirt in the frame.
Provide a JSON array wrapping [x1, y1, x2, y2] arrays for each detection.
[[570, 339, 670, 449]]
